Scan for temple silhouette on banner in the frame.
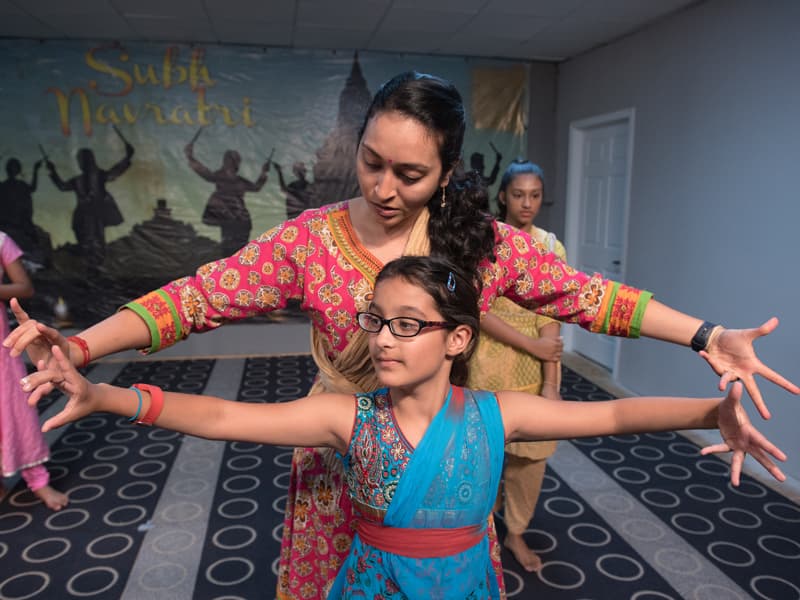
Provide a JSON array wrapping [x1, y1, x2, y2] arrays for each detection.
[[307, 53, 371, 208]]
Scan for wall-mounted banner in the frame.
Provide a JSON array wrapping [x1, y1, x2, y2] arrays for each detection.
[[0, 40, 527, 327]]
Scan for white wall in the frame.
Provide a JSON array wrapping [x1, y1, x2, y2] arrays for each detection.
[[551, 0, 800, 479]]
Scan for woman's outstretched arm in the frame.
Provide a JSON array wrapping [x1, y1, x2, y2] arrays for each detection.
[[639, 298, 798, 418]]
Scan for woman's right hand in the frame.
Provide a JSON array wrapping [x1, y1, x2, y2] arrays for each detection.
[[3, 299, 72, 404], [527, 336, 563, 362]]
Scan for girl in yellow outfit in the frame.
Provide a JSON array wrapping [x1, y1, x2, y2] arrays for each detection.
[[468, 159, 565, 572]]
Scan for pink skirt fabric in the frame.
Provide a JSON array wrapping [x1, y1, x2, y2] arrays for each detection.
[[0, 314, 50, 478]]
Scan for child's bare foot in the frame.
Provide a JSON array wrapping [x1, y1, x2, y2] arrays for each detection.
[[505, 533, 542, 572], [33, 485, 69, 511]]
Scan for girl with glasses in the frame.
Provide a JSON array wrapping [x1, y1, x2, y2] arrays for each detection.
[[26, 256, 787, 599]]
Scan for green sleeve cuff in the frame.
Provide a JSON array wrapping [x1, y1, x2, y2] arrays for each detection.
[[598, 282, 619, 335], [629, 290, 654, 338], [121, 300, 162, 354]]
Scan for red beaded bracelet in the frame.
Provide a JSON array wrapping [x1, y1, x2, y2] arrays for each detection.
[[67, 335, 91, 368], [131, 383, 165, 426]]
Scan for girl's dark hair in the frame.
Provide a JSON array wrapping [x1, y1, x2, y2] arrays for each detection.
[[375, 256, 479, 386], [360, 72, 496, 275], [496, 159, 545, 222]]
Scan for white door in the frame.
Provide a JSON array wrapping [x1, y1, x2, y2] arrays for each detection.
[[564, 110, 634, 372]]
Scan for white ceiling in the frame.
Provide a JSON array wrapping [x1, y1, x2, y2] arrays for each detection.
[[0, 0, 700, 62]]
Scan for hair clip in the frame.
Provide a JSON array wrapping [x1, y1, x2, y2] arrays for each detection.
[[447, 272, 456, 293]]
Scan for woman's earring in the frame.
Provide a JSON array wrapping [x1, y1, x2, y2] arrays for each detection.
[[440, 186, 446, 208]]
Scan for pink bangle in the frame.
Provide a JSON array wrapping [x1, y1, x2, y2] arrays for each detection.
[[132, 384, 164, 426], [67, 335, 91, 368]]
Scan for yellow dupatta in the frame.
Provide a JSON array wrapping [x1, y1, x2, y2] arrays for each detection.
[[308, 207, 431, 395]]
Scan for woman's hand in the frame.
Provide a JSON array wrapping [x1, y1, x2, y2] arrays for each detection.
[[25, 346, 97, 433], [700, 318, 799, 419], [700, 382, 787, 486]]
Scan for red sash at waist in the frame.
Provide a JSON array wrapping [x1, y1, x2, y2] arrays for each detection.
[[356, 519, 485, 558]]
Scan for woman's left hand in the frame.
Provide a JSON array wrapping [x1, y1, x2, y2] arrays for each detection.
[[700, 317, 799, 420], [700, 382, 787, 486]]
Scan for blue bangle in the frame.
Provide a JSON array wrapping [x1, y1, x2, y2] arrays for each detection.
[[128, 386, 144, 423]]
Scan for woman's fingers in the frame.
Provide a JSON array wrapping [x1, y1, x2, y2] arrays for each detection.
[[9, 297, 30, 323], [751, 316, 779, 340], [755, 362, 800, 394], [3, 321, 37, 357], [34, 321, 65, 344]]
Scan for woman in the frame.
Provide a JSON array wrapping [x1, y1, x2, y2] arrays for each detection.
[[468, 159, 565, 572], [6, 71, 797, 599]]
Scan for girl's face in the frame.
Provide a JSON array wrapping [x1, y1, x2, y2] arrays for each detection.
[[499, 173, 543, 229], [357, 111, 450, 228], [366, 277, 455, 390]]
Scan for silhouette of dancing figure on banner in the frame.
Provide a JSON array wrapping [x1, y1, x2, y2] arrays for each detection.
[[185, 127, 271, 255], [470, 142, 503, 187], [274, 161, 313, 220], [46, 127, 134, 270], [0, 158, 47, 265]]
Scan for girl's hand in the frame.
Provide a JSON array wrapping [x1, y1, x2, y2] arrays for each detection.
[[26, 346, 97, 433], [527, 336, 563, 362], [4, 300, 72, 404], [700, 318, 799, 420], [700, 382, 787, 486]]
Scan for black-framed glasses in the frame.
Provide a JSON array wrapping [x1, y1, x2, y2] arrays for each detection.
[[356, 311, 454, 338]]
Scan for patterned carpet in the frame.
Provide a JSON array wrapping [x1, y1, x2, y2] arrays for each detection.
[[1, 356, 798, 599]]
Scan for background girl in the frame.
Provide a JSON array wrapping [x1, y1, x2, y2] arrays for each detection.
[[0, 231, 67, 511], [469, 159, 564, 572]]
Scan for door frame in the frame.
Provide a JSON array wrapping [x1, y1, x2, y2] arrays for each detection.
[[563, 107, 636, 375]]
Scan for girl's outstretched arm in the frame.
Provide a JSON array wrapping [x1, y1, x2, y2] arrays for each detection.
[[29, 346, 354, 454], [499, 382, 786, 486]]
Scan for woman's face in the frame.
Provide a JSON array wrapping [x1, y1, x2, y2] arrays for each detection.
[[357, 111, 449, 228], [499, 173, 543, 229]]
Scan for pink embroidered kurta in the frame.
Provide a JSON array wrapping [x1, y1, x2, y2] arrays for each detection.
[[0, 232, 50, 479], [125, 201, 652, 599]]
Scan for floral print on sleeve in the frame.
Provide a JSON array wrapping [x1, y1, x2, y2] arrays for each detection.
[[124, 202, 374, 354], [479, 221, 652, 338]]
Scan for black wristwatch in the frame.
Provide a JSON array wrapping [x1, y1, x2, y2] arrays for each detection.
[[690, 321, 719, 352]]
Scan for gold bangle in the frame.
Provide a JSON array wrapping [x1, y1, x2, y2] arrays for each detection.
[[707, 325, 725, 349]]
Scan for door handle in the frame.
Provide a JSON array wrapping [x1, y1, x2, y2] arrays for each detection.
[[612, 260, 621, 265]]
